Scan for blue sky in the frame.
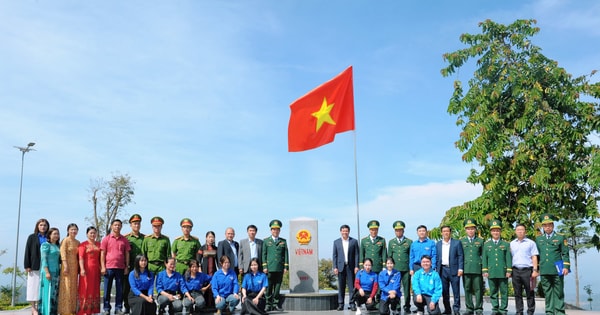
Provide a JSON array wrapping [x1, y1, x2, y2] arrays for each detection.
[[1, 0, 599, 306]]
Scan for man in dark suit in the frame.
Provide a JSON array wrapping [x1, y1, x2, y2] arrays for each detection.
[[436, 225, 464, 315], [217, 227, 240, 275], [238, 224, 263, 275], [332, 224, 360, 311]]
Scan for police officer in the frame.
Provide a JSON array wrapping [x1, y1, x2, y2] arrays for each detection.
[[141, 216, 171, 275], [482, 219, 512, 315], [460, 218, 484, 315], [123, 214, 145, 314], [359, 220, 387, 273], [536, 213, 570, 315], [172, 218, 201, 275], [388, 220, 412, 314], [262, 219, 289, 312]]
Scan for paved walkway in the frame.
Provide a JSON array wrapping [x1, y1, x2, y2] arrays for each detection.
[[2, 298, 597, 315]]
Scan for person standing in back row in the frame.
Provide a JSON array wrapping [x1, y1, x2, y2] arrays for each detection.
[[101, 219, 131, 315], [536, 213, 570, 315], [460, 219, 484, 315], [482, 220, 512, 315], [217, 227, 240, 276], [239, 224, 263, 275], [510, 223, 539, 315], [435, 226, 463, 315], [141, 217, 171, 275], [123, 214, 145, 314], [262, 219, 288, 312], [333, 224, 359, 311], [410, 225, 436, 276], [387, 220, 412, 314], [359, 220, 387, 273]]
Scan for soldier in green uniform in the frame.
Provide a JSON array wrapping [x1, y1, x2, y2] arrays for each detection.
[[141, 216, 171, 275], [359, 220, 387, 273], [262, 219, 289, 312], [460, 218, 484, 315], [535, 213, 570, 315], [482, 219, 512, 315], [388, 220, 412, 314], [123, 214, 145, 314], [171, 218, 201, 275]]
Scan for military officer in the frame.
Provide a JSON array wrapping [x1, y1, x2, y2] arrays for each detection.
[[360, 220, 387, 273], [482, 219, 512, 315], [536, 213, 570, 315], [172, 218, 201, 274], [262, 219, 289, 312], [123, 214, 145, 314], [141, 216, 171, 275], [388, 220, 412, 314], [460, 218, 484, 315]]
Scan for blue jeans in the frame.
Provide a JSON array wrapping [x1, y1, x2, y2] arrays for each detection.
[[215, 294, 240, 313], [104, 268, 125, 311]]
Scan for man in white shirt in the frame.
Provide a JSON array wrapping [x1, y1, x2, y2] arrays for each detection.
[[239, 224, 263, 275]]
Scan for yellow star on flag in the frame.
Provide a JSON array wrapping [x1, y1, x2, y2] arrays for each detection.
[[311, 97, 336, 131]]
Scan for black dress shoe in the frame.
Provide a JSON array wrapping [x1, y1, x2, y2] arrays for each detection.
[[337, 305, 344, 311], [351, 305, 357, 311]]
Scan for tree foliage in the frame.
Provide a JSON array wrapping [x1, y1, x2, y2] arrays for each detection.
[[319, 258, 337, 290], [87, 173, 135, 237], [440, 19, 600, 240]]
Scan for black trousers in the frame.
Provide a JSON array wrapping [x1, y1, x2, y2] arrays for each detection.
[[128, 291, 156, 315], [512, 267, 535, 315], [440, 266, 461, 313], [337, 264, 356, 306]]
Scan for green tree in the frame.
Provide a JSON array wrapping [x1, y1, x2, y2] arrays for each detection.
[[440, 19, 600, 240], [584, 284, 593, 310], [319, 258, 337, 290], [87, 173, 135, 237], [557, 218, 594, 307]]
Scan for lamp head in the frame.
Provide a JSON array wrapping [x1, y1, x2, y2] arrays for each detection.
[[27, 142, 35, 147]]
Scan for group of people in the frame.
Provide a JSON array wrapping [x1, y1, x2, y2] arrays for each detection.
[[333, 214, 570, 315], [23, 215, 289, 315]]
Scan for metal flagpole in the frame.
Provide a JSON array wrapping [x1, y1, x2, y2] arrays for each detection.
[[353, 131, 361, 241]]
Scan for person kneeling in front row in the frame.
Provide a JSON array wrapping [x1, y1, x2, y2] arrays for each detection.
[[412, 255, 442, 315]]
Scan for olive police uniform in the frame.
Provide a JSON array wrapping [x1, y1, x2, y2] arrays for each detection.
[[262, 220, 289, 311], [141, 216, 171, 274], [387, 220, 413, 313], [460, 218, 484, 315], [536, 213, 570, 315], [482, 220, 512, 315], [123, 214, 145, 313], [172, 218, 202, 274], [359, 220, 387, 273]]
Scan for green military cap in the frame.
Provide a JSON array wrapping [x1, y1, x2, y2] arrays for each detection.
[[367, 220, 380, 229], [129, 214, 142, 223], [489, 219, 502, 230], [540, 213, 556, 224], [269, 219, 282, 229], [180, 218, 193, 227], [464, 218, 477, 228], [392, 220, 405, 230], [151, 216, 164, 226]]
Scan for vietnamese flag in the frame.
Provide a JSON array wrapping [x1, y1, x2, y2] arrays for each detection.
[[288, 66, 355, 152]]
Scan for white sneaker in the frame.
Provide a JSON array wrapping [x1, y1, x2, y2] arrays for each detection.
[[356, 307, 362, 315], [417, 312, 424, 315]]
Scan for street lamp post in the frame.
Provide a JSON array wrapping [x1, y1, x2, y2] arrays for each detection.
[[12, 142, 35, 306]]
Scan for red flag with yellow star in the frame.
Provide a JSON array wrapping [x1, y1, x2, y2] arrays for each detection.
[[288, 66, 355, 152]]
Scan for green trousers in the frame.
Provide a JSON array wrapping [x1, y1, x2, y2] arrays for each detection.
[[540, 275, 565, 315], [488, 278, 508, 314], [463, 274, 483, 313], [266, 271, 283, 308]]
